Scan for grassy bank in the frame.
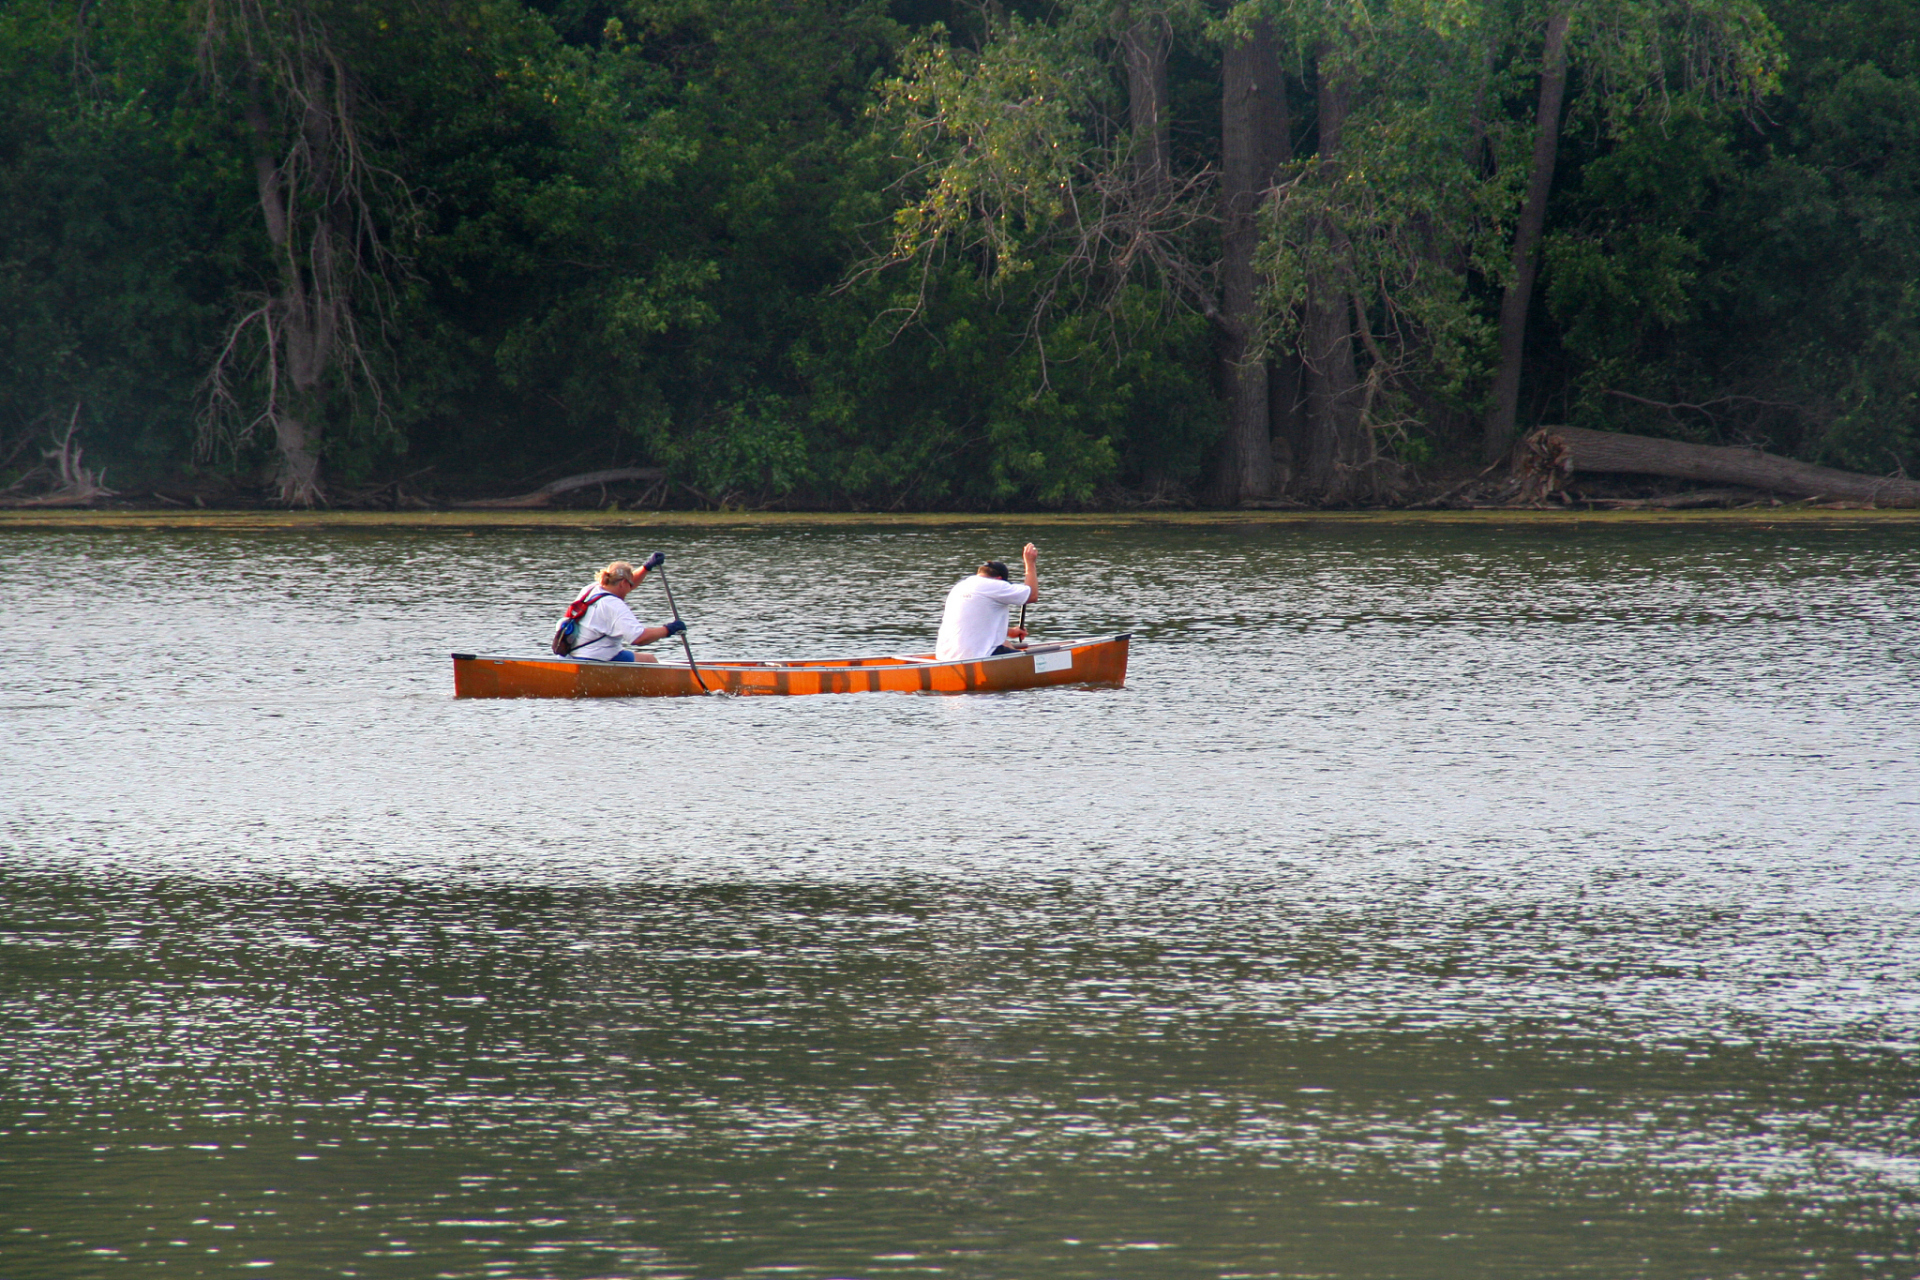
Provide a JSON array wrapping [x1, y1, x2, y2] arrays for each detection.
[[3, 506, 1918, 532]]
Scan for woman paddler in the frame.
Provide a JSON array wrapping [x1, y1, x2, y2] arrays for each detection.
[[563, 554, 687, 661]]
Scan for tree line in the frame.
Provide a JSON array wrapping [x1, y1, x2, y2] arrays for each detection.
[[1, 0, 1914, 508]]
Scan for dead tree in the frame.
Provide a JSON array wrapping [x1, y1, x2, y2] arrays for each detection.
[[0, 406, 118, 508], [194, 0, 413, 507]]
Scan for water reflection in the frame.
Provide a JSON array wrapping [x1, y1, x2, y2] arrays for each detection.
[[2, 522, 1917, 1277]]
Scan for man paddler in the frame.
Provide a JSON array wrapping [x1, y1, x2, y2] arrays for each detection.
[[564, 554, 687, 662], [935, 542, 1038, 661]]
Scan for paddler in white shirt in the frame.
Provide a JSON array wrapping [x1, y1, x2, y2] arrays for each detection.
[[935, 542, 1039, 661], [568, 554, 687, 662]]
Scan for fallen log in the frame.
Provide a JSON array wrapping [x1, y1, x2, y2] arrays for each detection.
[[1578, 488, 1757, 510], [455, 467, 666, 509], [1551, 427, 1920, 507], [0, 489, 114, 508]]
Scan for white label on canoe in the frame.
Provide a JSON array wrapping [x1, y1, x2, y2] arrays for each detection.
[[1032, 649, 1073, 674]]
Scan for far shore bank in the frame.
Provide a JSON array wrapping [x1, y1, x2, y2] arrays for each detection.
[[2, 506, 1917, 533]]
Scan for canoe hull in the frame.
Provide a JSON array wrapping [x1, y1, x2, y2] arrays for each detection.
[[451, 635, 1130, 699]]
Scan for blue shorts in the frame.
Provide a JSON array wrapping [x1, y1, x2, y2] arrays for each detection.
[[607, 649, 635, 663]]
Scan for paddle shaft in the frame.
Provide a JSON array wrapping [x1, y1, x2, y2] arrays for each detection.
[[652, 565, 710, 693]]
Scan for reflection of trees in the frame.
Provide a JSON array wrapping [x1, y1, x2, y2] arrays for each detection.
[[7, 868, 1920, 1272]]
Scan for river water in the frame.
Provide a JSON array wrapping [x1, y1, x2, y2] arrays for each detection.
[[2, 519, 1917, 1279]]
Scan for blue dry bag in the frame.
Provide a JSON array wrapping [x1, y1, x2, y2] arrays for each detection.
[[551, 589, 611, 655]]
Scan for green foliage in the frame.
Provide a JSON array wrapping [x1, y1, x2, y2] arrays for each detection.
[[1754, 56, 1920, 472], [1251, 0, 1514, 458], [1534, 2, 1920, 477], [799, 264, 1214, 508], [1543, 104, 1733, 412], [830, 1, 1223, 504], [667, 393, 813, 501], [870, 18, 1107, 283], [0, 0, 241, 484], [1, 0, 1916, 502], [403, 0, 907, 491], [1564, 0, 1783, 119]]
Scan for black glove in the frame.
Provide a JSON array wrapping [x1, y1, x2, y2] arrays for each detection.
[[642, 551, 666, 570], [664, 618, 687, 636]]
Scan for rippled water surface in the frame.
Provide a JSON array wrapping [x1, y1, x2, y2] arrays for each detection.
[[3, 520, 1918, 1279]]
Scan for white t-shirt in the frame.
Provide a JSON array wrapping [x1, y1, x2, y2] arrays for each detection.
[[935, 574, 1033, 661], [567, 584, 645, 660]]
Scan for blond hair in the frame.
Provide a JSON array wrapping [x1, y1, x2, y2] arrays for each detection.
[[597, 560, 639, 587]]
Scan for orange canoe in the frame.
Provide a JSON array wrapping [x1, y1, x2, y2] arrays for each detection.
[[451, 634, 1131, 699]]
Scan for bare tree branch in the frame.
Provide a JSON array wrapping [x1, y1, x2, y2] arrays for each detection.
[[192, 0, 419, 506]]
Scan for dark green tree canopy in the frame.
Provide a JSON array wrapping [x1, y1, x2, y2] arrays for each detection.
[[1, 0, 1914, 507]]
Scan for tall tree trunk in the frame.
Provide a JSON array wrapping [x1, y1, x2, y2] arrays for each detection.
[[270, 412, 322, 502], [1483, 7, 1572, 462], [1268, 353, 1305, 486], [1206, 20, 1289, 504], [1256, 28, 1304, 492], [245, 73, 339, 504], [1121, 6, 1170, 186], [1299, 49, 1366, 500]]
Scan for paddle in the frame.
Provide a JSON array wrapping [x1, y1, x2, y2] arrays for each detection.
[[651, 561, 712, 694], [1017, 601, 1029, 648]]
